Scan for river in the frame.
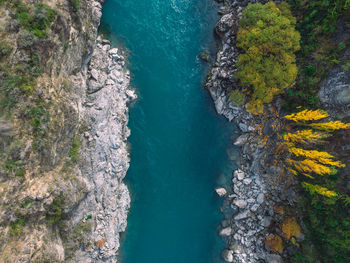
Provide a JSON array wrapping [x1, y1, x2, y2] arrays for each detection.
[[101, 0, 236, 262]]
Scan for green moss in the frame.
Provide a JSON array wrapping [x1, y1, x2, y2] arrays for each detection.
[[15, 168, 25, 177], [9, 217, 27, 236], [22, 200, 33, 208], [69, 136, 81, 163]]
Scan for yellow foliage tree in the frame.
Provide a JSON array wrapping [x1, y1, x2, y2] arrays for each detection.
[[286, 158, 333, 176], [283, 109, 349, 198], [285, 109, 329, 122], [288, 147, 345, 168], [302, 182, 338, 198], [310, 121, 350, 132], [283, 129, 325, 145]]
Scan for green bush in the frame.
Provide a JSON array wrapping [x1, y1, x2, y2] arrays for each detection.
[[69, 0, 80, 12], [13, 1, 56, 38], [69, 136, 81, 163], [236, 1, 300, 114], [0, 41, 11, 59], [9, 218, 27, 236], [46, 198, 64, 226], [229, 90, 245, 105]]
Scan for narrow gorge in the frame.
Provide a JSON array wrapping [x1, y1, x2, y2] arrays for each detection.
[[1, 0, 349, 262]]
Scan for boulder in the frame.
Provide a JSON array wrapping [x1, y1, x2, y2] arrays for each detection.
[[265, 254, 283, 263], [234, 169, 245, 180], [222, 249, 234, 262], [219, 227, 232, 236], [198, 50, 210, 62], [319, 47, 350, 119], [234, 199, 247, 209], [215, 187, 227, 197], [216, 14, 234, 34], [234, 210, 250, 220], [234, 134, 249, 146]]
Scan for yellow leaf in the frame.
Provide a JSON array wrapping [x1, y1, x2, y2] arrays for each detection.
[[281, 217, 301, 240]]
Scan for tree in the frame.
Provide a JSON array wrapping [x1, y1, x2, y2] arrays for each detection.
[[283, 109, 349, 198], [236, 1, 300, 114]]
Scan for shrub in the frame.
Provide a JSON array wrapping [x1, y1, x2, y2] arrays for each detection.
[[236, 1, 300, 114], [9, 218, 27, 236], [0, 41, 12, 59], [69, 0, 80, 12], [12, 1, 56, 38], [69, 136, 81, 163], [46, 197, 64, 226], [229, 90, 245, 105]]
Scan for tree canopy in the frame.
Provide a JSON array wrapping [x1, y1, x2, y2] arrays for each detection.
[[236, 1, 300, 114]]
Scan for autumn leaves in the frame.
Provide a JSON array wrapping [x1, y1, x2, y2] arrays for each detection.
[[282, 109, 349, 198]]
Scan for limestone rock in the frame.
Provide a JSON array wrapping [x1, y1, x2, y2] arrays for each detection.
[[220, 227, 232, 236], [222, 249, 234, 262], [215, 187, 227, 197]]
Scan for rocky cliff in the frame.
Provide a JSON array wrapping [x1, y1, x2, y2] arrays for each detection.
[[0, 1, 134, 262]]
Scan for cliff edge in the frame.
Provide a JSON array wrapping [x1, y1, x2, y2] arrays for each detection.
[[0, 1, 134, 262]]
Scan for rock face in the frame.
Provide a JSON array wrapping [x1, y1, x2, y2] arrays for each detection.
[[208, 1, 291, 262], [0, 1, 134, 262], [319, 47, 350, 119]]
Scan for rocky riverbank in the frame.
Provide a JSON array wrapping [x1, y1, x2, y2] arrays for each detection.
[[0, 1, 134, 262], [71, 36, 136, 262], [208, 1, 300, 262]]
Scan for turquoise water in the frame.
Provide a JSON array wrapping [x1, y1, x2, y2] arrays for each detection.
[[101, 0, 235, 262]]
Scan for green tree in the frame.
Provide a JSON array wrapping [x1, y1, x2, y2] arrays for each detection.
[[236, 1, 300, 114]]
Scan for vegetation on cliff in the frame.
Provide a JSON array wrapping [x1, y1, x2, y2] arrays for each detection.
[[235, 1, 300, 114], [283, 0, 350, 110], [0, 0, 94, 260], [234, 1, 350, 261]]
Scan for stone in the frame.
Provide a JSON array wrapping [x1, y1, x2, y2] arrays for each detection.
[[319, 47, 350, 118], [215, 187, 227, 197], [216, 14, 234, 33], [239, 123, 248, 132], [233, 233, 241, 240], [222, 249, 234, 262], [261, 216, 272, 227], [234, 134, 249, 146], [219, 227, 232, 236], [234, 169, 245, 180], [198, 50, 210, 62], [265, 254, 283, 263], [234, 200, 247, 209], [243, 178, 252, 185], [257, 193, 264, 204], [234, 210, 250, 220], [250, 204, 260, 212]]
